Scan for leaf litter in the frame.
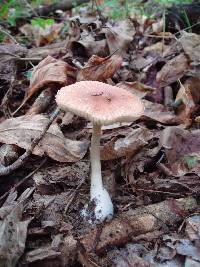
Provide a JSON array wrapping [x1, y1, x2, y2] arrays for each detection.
[[0, 2, 200, 267]]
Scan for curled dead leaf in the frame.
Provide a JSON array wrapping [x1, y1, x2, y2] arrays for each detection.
[[102, 20, 135, 55], [69, 34, 108, 58], [77, 54, 122, 81], [175, 77, 200, 127], [15, 56, 77, 113], [0, 114, 89, 162], [29, 55, 76, 97]]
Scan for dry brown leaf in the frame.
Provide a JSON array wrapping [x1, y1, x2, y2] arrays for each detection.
[[130, 54, 152, 71], [101, 126, 153, 160], [185, 215, 200, 242], [175, 77, 200, 127], [81, 197, 197, 254], [144, 42, 170, 55], [117, 82, 179, 124], [69, 34, 108, 58], [160, 126, 200, 176], [179, 31, 200, 65], [102, 20, 135, 55], [0, 114, 89, 162], [29, 55, 76, 97], [142, 100, 180, 125], [33, 162, 89, 194], [117, 81, 155, 98], [16, 56, 76, 113], [156, 54, 189, 87], [77, 54, 122, 81], [103, 244, 150, 267], [0, 188, 33, 267]]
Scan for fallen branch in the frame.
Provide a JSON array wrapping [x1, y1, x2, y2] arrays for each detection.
[[81, 197, 197, 254], [0, 87, 54, 167], [0, 108, 60, 176]]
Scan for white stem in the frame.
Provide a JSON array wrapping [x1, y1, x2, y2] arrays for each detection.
[[89, 124, 113, 221], [90, 124, 103, 197]]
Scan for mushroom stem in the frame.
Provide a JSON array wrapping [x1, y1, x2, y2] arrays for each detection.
[[90, 123, 113, 221], [90, 124, 103, 195]]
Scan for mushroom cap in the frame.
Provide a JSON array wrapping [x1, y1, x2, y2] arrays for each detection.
[[56, 81, 144, 125]]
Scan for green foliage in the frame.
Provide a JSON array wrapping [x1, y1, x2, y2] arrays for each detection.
[[23, 70, 33, 79], [0, 0, 56, 27], [31, 18, 55, 29], [0, 0, 25, 26], [183, 155, 198, 170], [0, 32, 5, 43], [155, 0, 192, 5]]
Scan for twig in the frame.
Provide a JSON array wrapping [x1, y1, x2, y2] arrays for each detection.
[[0, 158, 46, 204], [0, 107, 60, 176], [64, 177, 86, 213], [143, 34, 175, 39], [0, 52, 42, 62], [136, 188, 182, 196], [0, 27, 19, 44]]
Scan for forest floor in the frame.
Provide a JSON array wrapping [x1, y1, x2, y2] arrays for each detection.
[[0, 1, 200, 266]]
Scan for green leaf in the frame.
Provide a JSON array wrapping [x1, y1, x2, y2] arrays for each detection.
[[23, 70, 33, 79], [183, 155, 198, 170], [31, 18, 55, 29]]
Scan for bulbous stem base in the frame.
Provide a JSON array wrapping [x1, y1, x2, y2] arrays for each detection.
[[90, 124, 113, 222]]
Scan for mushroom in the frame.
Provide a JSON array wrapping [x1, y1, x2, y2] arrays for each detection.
[[56, 81, 144, 222]]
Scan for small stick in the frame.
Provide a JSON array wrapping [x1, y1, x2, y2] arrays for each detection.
[[0, 52, 42, 62], [0, 107, 60, 176], [0, 27, 19, 44], [0, 158, 46, 204]]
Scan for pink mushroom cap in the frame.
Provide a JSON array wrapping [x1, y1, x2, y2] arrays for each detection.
[[56, 81, 144, 125]]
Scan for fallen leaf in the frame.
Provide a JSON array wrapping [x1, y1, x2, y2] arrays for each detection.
[[103, 20, 135, 55], [160, 126, 200, 175], [101, 126, 153, 160], [156, 54, 189, 87], [103, 244, 150, 267], [33, 161, 89, 194], [81, 197, 197, 253], [144, 42, 170, 55], [69, 33, 108, 58], [29, 55, 76, 98], [0, 114, 89, 162], [77, 54, 122, 81], [0, 188, 33, 267], [163, 235, 200, 261], [142, 100, 180, 125], [185, 258, 200, 267], [16, 56, 76, 113], [179, 31, 200, 65], [175, 77, 200, 126], [129, 54, 151, 71], [185, 215, 200, 242], [117, 81, 155, 98]]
